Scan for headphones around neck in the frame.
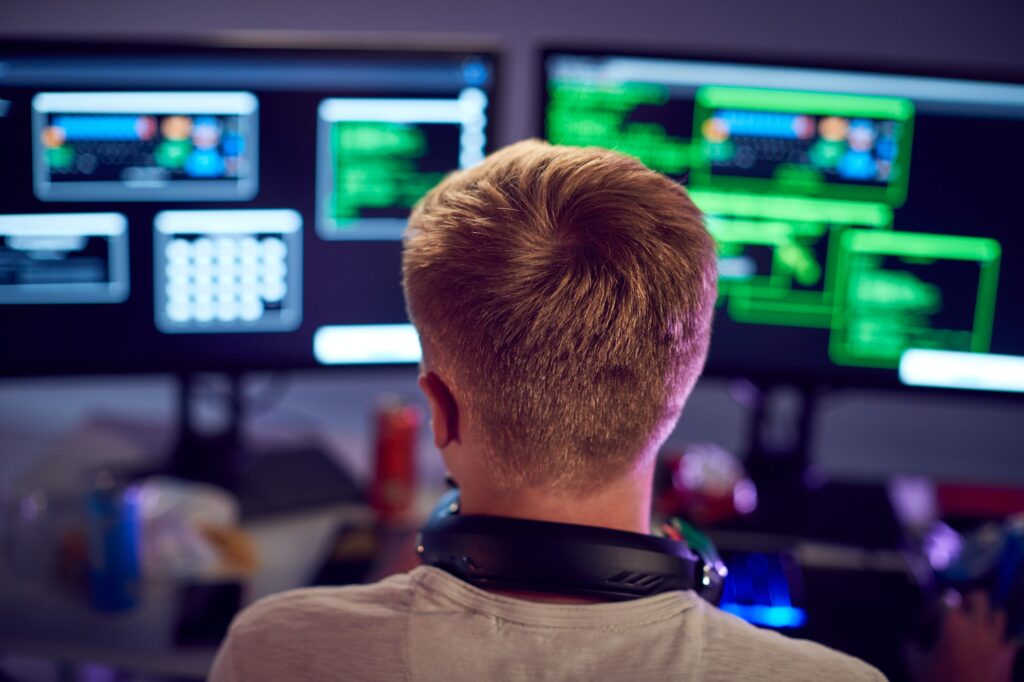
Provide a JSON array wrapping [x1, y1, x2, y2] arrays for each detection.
[[416, 488, 727, 603]]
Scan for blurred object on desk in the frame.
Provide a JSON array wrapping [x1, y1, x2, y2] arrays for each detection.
[[0, 411, 373, 678], [656, 442, 757, 525], [4, 488, 58, 583], [370, 396, 422, 525], [938, 515, 1024, 640], [137, 476, 257, 581], [4, 483, 93, 600], [936, 483, 1024, 520], [135, 477, 257, 645], [85, 472, 141, 612]]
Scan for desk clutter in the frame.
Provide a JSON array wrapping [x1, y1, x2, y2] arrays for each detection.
[[1, 397, 1023, 681], [4, 476, 253, 642], [0, 396, 424, 658]]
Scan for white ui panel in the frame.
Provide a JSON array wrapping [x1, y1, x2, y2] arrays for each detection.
[[0, 212, 129, 304], [33, 91, 258, 202], [153, 209, 302, 334], [315, 88, 487, 241]]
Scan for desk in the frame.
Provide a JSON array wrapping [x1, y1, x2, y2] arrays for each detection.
[[0, 418, 382, 680]]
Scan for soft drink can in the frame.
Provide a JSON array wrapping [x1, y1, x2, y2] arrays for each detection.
[[86, 473, 140, 612], [371, 397, 421, 522]]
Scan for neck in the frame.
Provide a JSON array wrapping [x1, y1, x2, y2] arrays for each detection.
[[457, 463, 656, 535]]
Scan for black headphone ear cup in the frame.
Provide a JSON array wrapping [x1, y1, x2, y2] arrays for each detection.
[[661, 518, 727, 604], [700, 564, 726, 605]]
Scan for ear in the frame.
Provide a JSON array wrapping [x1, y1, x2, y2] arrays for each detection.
[[417, 371, 461, 449]]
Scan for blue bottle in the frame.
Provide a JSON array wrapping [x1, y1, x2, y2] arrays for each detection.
[[85, 473, 140, 612]]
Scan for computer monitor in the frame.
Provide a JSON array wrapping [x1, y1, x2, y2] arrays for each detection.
[[541, 48, 1024, 395], [0, 36, 498, 376]]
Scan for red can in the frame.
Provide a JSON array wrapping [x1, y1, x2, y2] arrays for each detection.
[[370, 397, 422, 523]]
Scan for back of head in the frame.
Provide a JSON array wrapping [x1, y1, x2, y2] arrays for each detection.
[[403, 140, 717, 493]]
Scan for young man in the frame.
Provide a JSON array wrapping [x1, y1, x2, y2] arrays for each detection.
[[210, 141, 883, 681]]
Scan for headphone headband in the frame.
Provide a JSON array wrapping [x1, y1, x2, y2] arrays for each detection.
[[417, 489, 725, 602]]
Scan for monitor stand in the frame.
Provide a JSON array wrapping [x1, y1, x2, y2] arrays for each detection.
[[733, 382, 903, 549], [164, 373, 362, 520]]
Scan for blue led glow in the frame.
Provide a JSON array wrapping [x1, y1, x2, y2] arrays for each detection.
[[719, 551, 806, 629], [185, 149, 226, 178], [222, 134, 245, 156], [837, 150, 876, 180], [53, 114, 140, 141], [716, 109, 799, 138], [461, 59, 489, 87], [720, 603, 808, 628]]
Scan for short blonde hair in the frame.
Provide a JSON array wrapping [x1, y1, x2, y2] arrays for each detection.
[[402, 140, 717, 492]]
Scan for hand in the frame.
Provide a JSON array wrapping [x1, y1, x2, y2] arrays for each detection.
[[909, 590, 1019, 682]]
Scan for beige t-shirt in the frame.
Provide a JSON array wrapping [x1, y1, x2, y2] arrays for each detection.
[[209, 566, 885, 681]]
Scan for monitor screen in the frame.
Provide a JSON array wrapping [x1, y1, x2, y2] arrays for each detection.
[[0, 38, 497, 375], [542, 49, 1024, 394]]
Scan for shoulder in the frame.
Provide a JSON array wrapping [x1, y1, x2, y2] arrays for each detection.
[[209, 573, 414, 682], [696, 600, 886, 681], [234, 571, 415, 631]]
